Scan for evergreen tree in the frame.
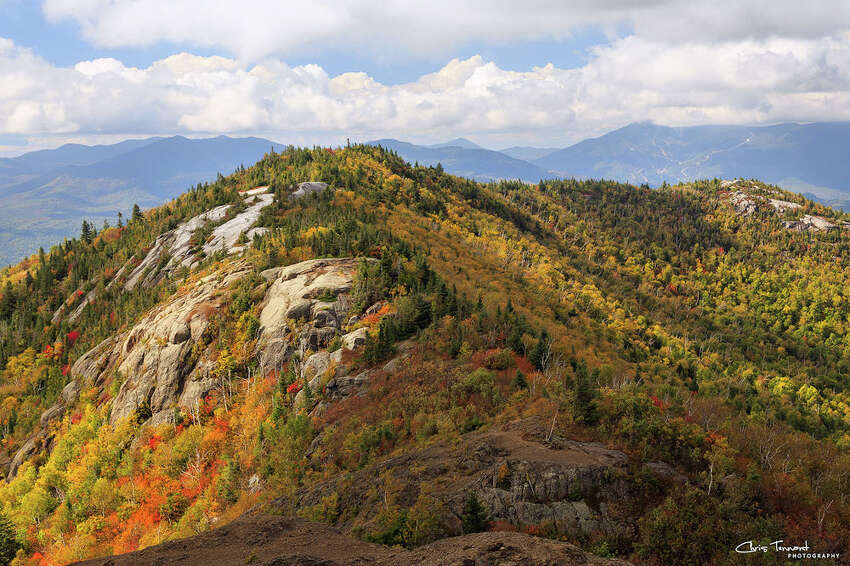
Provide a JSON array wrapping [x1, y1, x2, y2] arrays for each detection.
[[132, 203, 143, 222], [511, 370, 528, 390], [80, 220, 93, 244], [0, 510, 19, 565], [571, 361, 598, 425], [529, 330, 549, 370], [461, 492, 490, 533], [0, 282, 14, 321]]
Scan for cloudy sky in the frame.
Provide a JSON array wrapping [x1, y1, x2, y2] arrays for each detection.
[[1, 0, 850, 155]]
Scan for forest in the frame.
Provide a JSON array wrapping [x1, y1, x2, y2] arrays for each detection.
[[0, 143, 846, 565]]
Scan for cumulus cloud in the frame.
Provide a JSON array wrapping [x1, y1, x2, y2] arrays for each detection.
[[41, 0, 850, 61], [2, 33, 850, 147]]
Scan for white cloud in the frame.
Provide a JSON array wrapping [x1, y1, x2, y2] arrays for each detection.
[[1, 33, 850, 147], [41, 0, 850, 62]]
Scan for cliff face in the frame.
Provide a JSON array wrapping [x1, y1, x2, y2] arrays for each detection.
[[77, 258, 368, 427], [10, 257, 374, 478]]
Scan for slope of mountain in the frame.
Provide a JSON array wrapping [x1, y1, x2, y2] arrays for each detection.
[[534, 121, 850, 200], [367, 138, 551, 182], [0, 136, 279, 267], [0, 146, 848, 565], [0, 138, 161, 181], [499, 146, 558, 161]]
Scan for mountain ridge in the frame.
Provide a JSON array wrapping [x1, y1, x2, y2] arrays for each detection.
[[0, 145, 847, 564]]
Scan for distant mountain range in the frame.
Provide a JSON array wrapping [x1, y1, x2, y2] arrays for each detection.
[[370, 121, 850, 210], [366, 139, 553, 183], [0, 135, 278, 266], [3, 121, 850, 266]]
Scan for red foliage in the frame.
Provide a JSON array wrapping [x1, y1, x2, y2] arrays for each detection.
[[488, 520, 518, 532], [147, 435, 161, 450], [75, 289, 85, 298], [650, 395, 667, 413], [61, 364, 70, 377], [705, 431, 725, 445], [67, 330, 80, 345], [213, 417, 230, 434], [70, 411, 83, 425], [287, 381, 302, 394]]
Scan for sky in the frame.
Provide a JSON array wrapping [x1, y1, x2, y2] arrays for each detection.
[[1, 0, 850, 156]]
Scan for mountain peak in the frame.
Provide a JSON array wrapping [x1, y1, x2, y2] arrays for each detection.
[[428, 137, 483, 150]]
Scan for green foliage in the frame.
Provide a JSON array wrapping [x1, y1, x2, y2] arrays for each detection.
[[453, 368, 500, 407], [0, 511, 19, 566], [511, 370, 528, 390], [570, 360, 598, 425], [134, 399, 152, 424], [461, 492, 490, 534], [215, 459, 240, 504], [635, 487, 738, 565]]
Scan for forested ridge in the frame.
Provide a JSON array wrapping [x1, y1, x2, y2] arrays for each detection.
[[0, 144, 846, 565]]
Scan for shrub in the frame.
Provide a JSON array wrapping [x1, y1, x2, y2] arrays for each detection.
[[483, 349, 515, 370], [402, 494, 447, 547]]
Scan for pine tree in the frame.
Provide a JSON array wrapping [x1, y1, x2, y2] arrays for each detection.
[[132, 203, 143, 222], [511, 370, 528, 390], [0, 282, 14, 321], [571, 361, 598, 425], [80, 220, 93, 244], [0, 510, 20, 566], [461, 492, 490, 533], [529, 330, 549, 370]]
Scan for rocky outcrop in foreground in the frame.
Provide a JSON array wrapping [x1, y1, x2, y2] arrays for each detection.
[[294, 418, 678, 543], [72, 514, 630, 566]]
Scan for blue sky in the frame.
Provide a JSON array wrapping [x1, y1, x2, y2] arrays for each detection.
[[0, 0, 609, 83], [1, 1, 849, 155]]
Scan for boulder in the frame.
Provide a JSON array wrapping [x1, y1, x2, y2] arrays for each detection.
[[365, 301, 387, 315], [258, 258, 374, 366], [341, 327, 369, 350], [300, 327, 337, 353], [302, 351, 332, 381], [289, 182, 328, 201], [325, 370, 371, 401], [312, 309, 339, 329]]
